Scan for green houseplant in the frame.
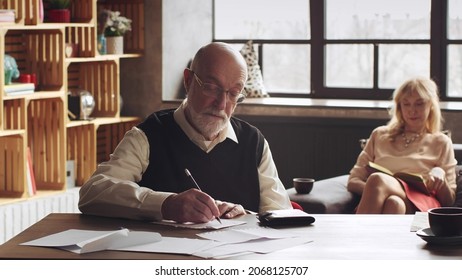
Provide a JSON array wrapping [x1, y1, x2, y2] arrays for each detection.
[[45, 0, 71, 23], [102, 10, 132, 37]]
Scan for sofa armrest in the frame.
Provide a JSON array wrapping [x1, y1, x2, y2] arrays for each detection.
[[287, 175, 360, 214], [454, 165, 462, 207]]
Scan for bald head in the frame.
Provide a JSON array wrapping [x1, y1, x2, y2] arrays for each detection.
[[182, 42, 248, 140], [190, 42, 247, 79]]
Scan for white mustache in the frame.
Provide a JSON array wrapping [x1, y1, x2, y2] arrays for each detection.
[[203, 110, 227, 119]]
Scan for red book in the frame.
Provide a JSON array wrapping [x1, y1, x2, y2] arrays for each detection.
[[367, 161, 429, 195]]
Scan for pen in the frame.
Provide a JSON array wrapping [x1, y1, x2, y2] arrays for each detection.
[[184, 168, 222, 224]]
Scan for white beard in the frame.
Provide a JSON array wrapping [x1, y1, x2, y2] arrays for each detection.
[[189, 105, 229, 139]]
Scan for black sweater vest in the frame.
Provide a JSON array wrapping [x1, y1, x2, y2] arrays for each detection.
[[137, 109, 264, 212]]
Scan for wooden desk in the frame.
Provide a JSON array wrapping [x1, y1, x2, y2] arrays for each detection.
[[0, 213, 461, 260]]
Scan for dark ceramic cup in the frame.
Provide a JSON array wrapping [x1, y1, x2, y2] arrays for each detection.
[[293, 178, 315, 194], [428, 207, 462, 237]]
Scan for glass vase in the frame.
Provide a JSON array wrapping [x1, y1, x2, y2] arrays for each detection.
[[97, 34, 107, 55]]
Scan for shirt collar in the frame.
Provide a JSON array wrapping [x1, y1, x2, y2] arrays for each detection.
[[173, 100, 238, 150]]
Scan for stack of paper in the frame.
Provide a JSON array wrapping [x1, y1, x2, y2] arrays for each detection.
[[21, 226, 312, 259], [193, 227, 312, 258]]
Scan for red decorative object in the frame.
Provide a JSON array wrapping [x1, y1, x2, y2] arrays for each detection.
[[291, 201, 304, 211], [19, 74, 31, 83], [47, 9, 70, 23]]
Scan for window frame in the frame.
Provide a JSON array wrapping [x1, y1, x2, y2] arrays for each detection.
[[213, 0, 457, 101]]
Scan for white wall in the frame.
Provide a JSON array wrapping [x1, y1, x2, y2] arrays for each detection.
[[0, 189, 80, 245]]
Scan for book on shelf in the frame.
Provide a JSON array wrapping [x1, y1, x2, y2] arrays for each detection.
[[4, 83, 35, 96], [0, 9, 15, 23], [366, 161, 430, 195], [26, 147, 37, 196], [4, 82, 35, 92], [4, 89, 35, 96]]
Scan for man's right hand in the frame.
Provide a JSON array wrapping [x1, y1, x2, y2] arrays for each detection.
[[161, 188, 221, 223]]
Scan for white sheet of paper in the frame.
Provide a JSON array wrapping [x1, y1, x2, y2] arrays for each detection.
[[114, 236, 221, 255], [193, 237, 313, 259], [152, 218, 246, 229], [410, 211, 429, 232], [263, 209, 312, 217], [20, 229, 162, 254], [197, 227, 300, 243], [115, 233, 312, 259]]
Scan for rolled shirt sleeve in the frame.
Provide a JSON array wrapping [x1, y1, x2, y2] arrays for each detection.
[[78, 127, 174, 221], [258, 139, 292, 212]]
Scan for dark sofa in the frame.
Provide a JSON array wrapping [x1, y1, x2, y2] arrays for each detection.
[[288, 166, 462, 214]]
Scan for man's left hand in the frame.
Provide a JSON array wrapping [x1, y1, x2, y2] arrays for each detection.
[[216, 201, 245, 219]]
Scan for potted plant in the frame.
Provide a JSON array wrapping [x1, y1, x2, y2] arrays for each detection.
[[99, 9, 132, 54], [45, 0, 71, 23]]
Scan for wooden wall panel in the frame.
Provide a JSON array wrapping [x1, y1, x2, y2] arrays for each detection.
[[237, 115, 387, 189]]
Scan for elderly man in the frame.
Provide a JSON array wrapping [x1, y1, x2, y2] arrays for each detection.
[[78, 42, 291, 223]]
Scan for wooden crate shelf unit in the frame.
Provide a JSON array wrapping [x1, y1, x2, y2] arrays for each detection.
[[96, 118, 138, 163], [5, 29, 65, 91], [1, 0, 144, 206], [67, 124, 96, 186], [0, 134, 26, 198], [65, 26, 96, 58], [67, 60, 120, 118], [27, 98, 65, 190], [3, 98, 26, 130], [97, 0, 145, 54]]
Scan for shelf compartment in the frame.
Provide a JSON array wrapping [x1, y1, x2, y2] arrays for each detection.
[[0, 0, 25, 24], [69, 0, 95, 24], [5, 28, 65, 92], [24, 0, 41, 25], [97, 0, 145, 54], [96, 117, 139, 163], [3, 98, 26, 130], [27, 98, 66, 191], [67, 60, 120, 118], [0, 134, 26, 198], [28, 0, 95, 25], [66, 117, 139, 185], [0, 129, 25, 137], [67, 123, 96, 186], [65, 26, 96, 58]]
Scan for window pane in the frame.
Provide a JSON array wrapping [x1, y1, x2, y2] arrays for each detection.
[[378, 44, 430, 89], [214, 0, 310, 40], [326, 0, 430, 39], [448, 0, 462, 39], [262, 44, 310, 94], [325, 44, 373, 88], [447, 45, 462, 97]]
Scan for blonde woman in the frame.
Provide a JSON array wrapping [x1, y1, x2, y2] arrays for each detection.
[[347, 77, 457, 214]]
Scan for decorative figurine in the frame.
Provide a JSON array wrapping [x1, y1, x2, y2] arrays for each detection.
[[4, 54, 20, 85]]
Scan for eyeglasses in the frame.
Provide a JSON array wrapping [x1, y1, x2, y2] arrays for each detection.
[[188, 69, 246, 104]]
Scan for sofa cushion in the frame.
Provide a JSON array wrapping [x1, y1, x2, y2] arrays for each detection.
[[454, 166, 462, 207], [287, 175, 360, 214]]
